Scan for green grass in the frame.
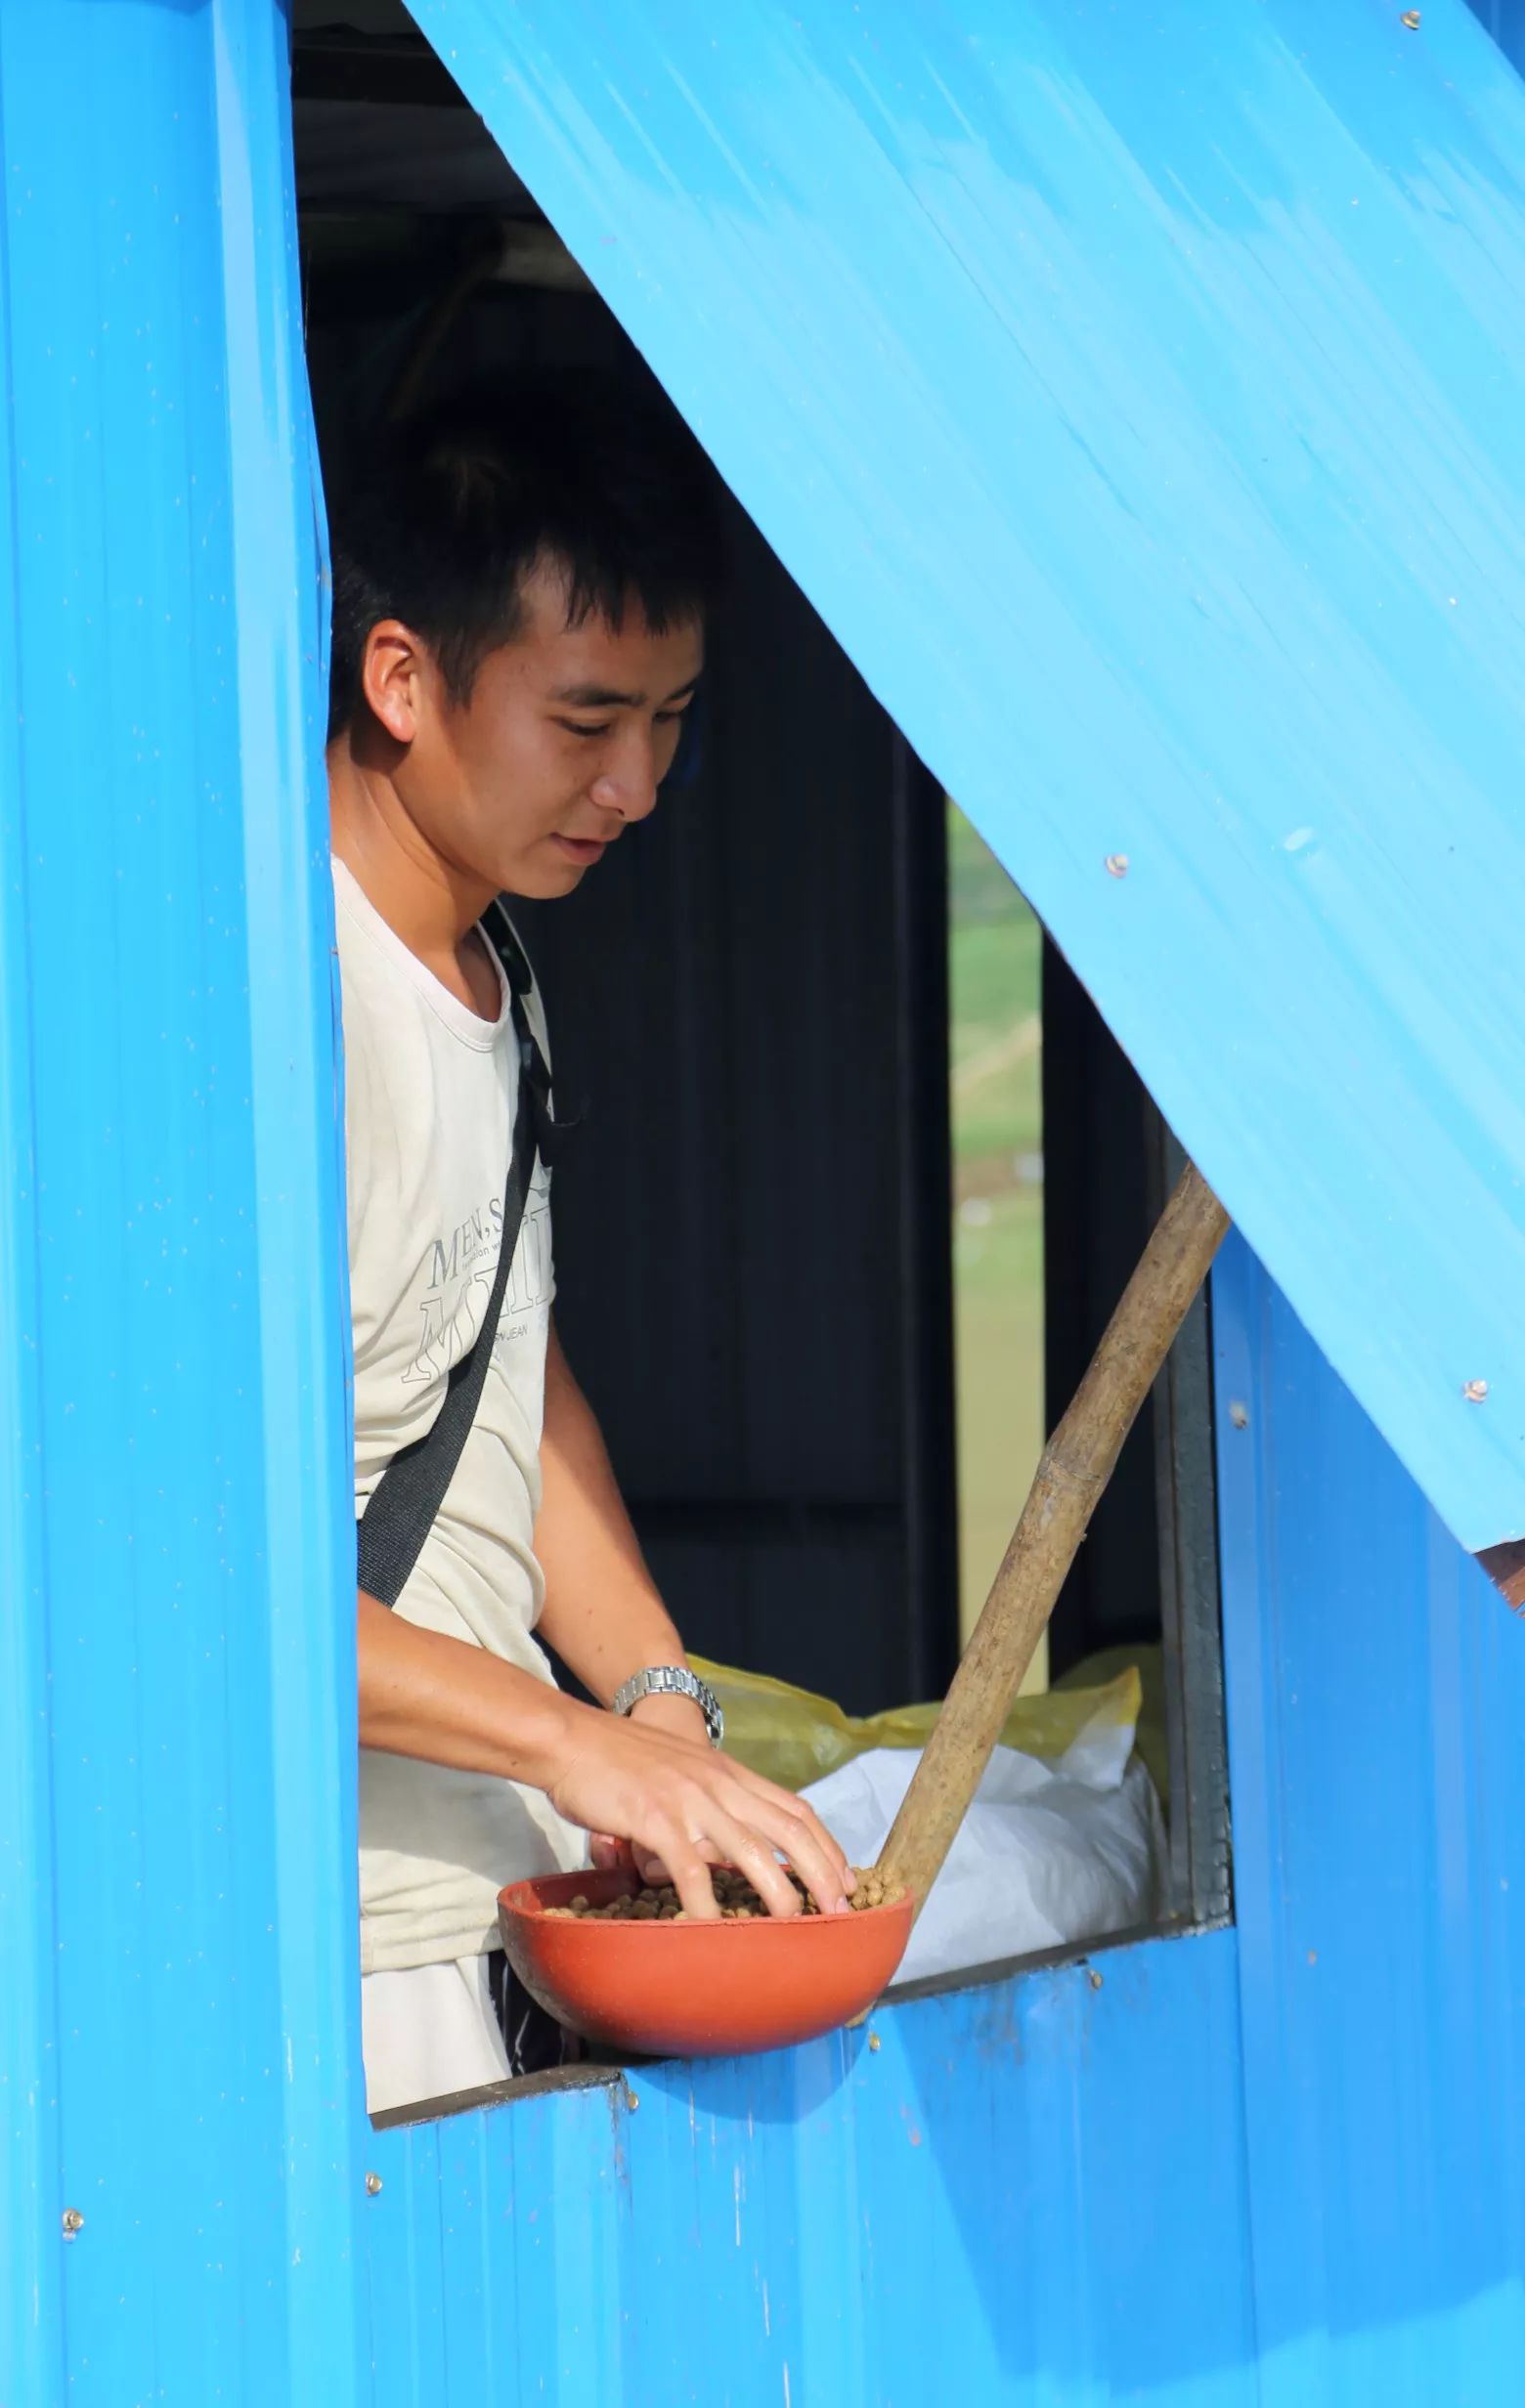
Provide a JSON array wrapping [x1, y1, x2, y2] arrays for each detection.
[[949, 916, 1042, 1054], [947, 801, 1039, 929], [945, 803, 1046, 1675], [947, 815, 1042, 1171]]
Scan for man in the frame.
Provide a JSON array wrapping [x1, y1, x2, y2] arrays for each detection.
[[327, 379, 853, 2115]]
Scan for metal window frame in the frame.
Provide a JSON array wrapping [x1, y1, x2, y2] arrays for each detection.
[[368, 976, 1234, 2131], [1151, 1130, 1234, 1931]]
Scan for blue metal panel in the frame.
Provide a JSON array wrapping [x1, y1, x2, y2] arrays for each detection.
[[1468, 0, 1525, 60], [11, 7, 1525, 2400], [413, 0, 1525, 1551], [367, 1933, 1257, 2405], [0, 3, 363, 2400], [1215, 1234, 1525, 2396], [354, 1245, 1525, 2406], [0, 46, 63, 2381], [356, 1244, 1525, 2405], [367, 2080, 629, 2403]]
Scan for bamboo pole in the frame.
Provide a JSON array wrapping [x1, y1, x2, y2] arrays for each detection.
[[877, 1160, 1230, 1916]]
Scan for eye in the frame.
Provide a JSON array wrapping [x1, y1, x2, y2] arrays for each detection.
[[655, 706, 691, 727], [556, 718, 614, 739]]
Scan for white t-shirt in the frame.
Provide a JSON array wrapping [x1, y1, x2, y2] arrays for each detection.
[[334, 860, 585, 1975]]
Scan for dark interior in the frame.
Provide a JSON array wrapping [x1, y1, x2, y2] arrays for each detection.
[[291, 9, 1218, 1870]]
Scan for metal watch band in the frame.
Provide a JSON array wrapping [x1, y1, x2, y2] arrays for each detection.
[[611, 1664, 724, 1748]]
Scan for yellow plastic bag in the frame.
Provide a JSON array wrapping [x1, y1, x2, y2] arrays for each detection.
[[1051, 1642, 1167, 1807], [691, 1652, 1145, 1796]]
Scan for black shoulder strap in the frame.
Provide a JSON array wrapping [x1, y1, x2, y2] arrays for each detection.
[[356, 904, 555, 1610]]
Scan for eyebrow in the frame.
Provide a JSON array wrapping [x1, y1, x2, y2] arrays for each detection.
[[551, 674, 701, 710]]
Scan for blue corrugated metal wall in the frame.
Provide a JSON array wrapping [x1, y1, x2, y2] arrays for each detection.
[[366, 1936, 1256, 2406], [1215, 1240, 1525, 2403], [0, 4, 365, 2400], [358, 1244, 1525, 2405], [7, 2, 1525, 2402], [413, 0, 1525, 1556], [351, 0, 1525, 2354]]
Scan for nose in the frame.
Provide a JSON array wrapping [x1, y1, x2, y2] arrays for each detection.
[[588, 723, 661, 826]]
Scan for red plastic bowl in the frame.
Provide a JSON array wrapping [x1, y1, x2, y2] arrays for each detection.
[[498, 1867, 913, 2058]]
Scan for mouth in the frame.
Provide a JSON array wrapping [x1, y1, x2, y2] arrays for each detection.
[[549, 833, 612, 867]]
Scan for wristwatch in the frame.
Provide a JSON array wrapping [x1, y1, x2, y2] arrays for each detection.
[[612, 1664, 724, 1749]]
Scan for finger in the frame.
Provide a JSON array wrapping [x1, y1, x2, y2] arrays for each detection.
[[700, 1811, 806, 1920], [628, 1719, 854, 1900], [674, 1757, 850, 1914], [589, 1833, 630, 1873], [775, 1808, 854, 1915], [736, 1795, 850, 1916], [647, 1825, 722, 1920], [715, 1767, 855, 1900]]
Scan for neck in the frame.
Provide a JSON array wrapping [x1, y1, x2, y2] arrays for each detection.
[[327, 731, 494, 968]]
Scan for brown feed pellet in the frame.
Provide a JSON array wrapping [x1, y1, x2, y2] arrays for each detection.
[[538, 1867, 901, 1923]]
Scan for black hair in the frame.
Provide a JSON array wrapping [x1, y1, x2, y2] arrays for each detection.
[[327, 372, 725, 736]]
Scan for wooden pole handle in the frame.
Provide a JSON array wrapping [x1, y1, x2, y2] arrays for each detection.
[[877, 1160, 1229, 1915]]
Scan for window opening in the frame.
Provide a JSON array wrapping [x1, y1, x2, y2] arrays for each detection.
[[292, 12, 1231, 2121], [946, 804, 1046, 1684]]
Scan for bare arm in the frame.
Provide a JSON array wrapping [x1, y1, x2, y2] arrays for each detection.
[[359, 1587, 580, 1781], [533, 1319, 704, 1743], [354, 1321, 855, 1917], [357, 1591, 851, 1918]]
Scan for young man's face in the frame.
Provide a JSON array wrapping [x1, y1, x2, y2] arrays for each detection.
[[377, 559, 704, 901]]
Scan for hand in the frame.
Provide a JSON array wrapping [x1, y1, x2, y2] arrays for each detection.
[[591, 1692, 713, 1882], [542, 1698, 853, 1922]]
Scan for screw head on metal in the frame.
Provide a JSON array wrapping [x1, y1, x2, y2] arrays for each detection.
[[62, 2208, 84, 2238], [1105, 853, 1129, 880], [1463, 1378, 1489, 1403], [1088, 1968, 1104, 1991], [625, 2087, 640, 2112], [1229, 1399, 1249, 1430], [365, 2172, 383, 2197], [1400, 9, 1420, 25], [868, 2031, 882, 2053]]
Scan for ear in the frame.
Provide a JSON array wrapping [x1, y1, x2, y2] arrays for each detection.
[[360, 619, 427, 747]]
